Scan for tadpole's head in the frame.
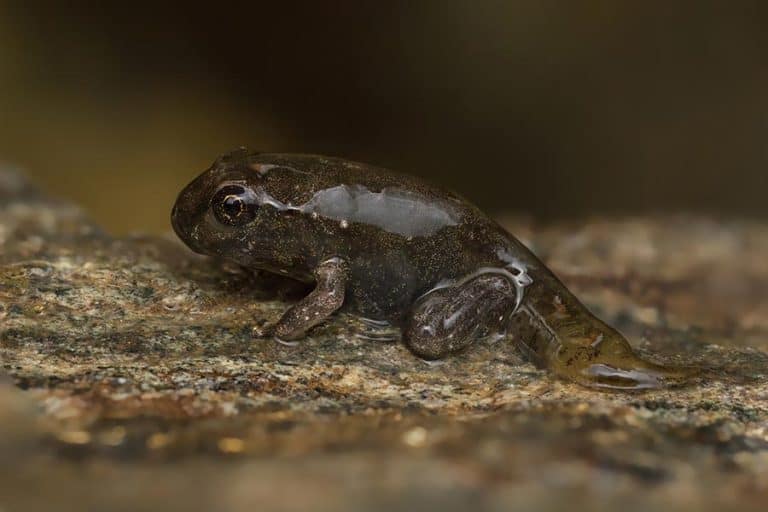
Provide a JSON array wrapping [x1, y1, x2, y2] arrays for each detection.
[[171, 148, 314, 276]]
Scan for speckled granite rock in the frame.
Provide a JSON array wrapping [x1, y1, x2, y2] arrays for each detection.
[[1, 169, 767, 511]]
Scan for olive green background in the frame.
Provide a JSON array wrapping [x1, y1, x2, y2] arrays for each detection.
[[1, 1, 767, 233]]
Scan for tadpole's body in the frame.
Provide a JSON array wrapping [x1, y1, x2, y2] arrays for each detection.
[[172, 150, 682, 389]]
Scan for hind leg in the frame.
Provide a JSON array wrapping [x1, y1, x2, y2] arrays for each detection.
[[403, 273, 518, 360]]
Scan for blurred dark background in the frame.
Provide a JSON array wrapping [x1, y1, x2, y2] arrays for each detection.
[[1, 1, 767, 233]]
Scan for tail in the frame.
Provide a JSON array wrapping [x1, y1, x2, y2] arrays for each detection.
[[511, 287, 690, 391]]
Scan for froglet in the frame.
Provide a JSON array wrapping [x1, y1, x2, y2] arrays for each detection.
[[172, 149, 684, 390]]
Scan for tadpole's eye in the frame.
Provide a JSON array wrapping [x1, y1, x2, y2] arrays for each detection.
[[211, 184, 258, 226]]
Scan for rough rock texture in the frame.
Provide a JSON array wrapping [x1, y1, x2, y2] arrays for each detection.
[[1, 168, 767, 511]]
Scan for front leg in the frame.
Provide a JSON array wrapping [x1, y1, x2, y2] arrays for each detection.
[[263, 257, 349, 342]]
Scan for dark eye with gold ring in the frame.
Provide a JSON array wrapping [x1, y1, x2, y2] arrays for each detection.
[[211, 185, 258, 226]]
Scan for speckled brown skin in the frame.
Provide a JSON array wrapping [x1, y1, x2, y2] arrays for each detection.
[[172, 149, 685, 390]]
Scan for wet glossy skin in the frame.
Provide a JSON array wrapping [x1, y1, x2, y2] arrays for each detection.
[[172, 149, 685, 390]]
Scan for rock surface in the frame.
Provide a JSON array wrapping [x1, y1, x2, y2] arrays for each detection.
[[1, 169, 767, 511]]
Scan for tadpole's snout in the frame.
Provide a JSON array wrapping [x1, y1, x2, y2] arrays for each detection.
[[170, 202, 183, 237], [171, 194, 193, 245], [171, 173, 213, 255]]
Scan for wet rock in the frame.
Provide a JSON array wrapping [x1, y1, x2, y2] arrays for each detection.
[[1, 169, 767, 511]]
